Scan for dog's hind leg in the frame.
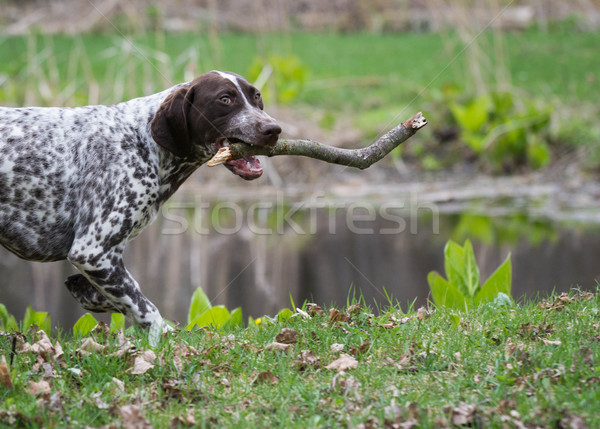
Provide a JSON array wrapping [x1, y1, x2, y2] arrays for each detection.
[[65, 274, 120, 313]]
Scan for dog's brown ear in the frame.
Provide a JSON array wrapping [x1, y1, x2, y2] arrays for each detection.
[[150, 86, 195, 158]]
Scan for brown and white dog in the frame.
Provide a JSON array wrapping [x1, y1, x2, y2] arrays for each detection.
[[0, 71, 281, 330]]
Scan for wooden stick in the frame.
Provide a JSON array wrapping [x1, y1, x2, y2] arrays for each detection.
[[207, 112, 427, 169]]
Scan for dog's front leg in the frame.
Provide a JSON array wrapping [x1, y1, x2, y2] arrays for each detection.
[[67, 247, 165, 331]]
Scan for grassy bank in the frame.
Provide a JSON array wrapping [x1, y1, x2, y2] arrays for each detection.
[[1, 31, 598, 107], [1, 290, 598, 427]]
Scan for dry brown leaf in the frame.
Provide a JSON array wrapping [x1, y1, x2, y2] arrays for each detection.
[[242, 343, 260, 353], [329, 343, 345, 353], [171, 412, 197, 427], [276, 328, 298, 344], [294, 350, 320, 371], [306, 303, 325, 316], [346, 304, 362, 316], [253, 370, 278, 385], [111, 331, 135, 358], [416, 307, 433, 320], [378, 322, 396, 329], [173, 343, 200, 357], [325, 353, 358, 371], [117, 405, 153, 429], [265, 342, 290, 352], [20, 331, 64, 362], [328, 308, 348, 324], [112, 377, 125, 392], [77, 338, 106, 355], [130, 350, 156, 375], [349, 341, 370, 356], [447, 402, 476, 426], [0, 356, 12, 388], [28, 380, 51, 396]]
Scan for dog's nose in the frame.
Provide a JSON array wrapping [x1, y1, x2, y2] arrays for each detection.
[[260, 123, 282, 137]]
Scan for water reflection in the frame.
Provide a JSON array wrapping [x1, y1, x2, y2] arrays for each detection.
[[1, 188, 599, 329]]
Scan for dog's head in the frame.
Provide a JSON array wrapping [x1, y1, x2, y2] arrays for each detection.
[[150, 71, 281, 180]]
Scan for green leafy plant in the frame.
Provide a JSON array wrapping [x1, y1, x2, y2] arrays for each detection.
[[0, 303, 19, 332], [186, 287, 243, 331], [22, 305, 51, 334], [72, 312, 127, 336], [449, 91, 553, 172], [427, 239, 512, 310]]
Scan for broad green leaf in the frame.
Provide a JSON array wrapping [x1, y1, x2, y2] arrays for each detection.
[[462, 239, 481, 298], [186, 306, 230, 330], [0, 303, 10, 328], [23, 306, 51, 334], [449, 95, 490, 132], [223, 307, 243, 330], [72, 313, 98, 337], [188, 287, 212, 324], [444, 240, 464, 286], [427, 271, 468, 310], [110, 313, 125, 332], [444, 240, 470, 297], [463, 132, 486, 153], [277, 308, 294, 322], [474, 254, 512, 305], [0, 304, 18, 331], [444, 240, 480, 299]]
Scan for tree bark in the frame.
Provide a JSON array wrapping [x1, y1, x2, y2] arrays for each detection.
[[207, 112, 427, 169]]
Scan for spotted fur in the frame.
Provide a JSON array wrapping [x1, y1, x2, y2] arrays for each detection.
[[0, 71, 281, 329]]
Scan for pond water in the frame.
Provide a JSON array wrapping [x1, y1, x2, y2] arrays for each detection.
[[1, 176, 599, 328]]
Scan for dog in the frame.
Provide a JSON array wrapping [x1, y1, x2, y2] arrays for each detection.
[[0, 71, 281, 330]]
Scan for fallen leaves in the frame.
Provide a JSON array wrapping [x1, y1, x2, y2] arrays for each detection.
[[117, 404, 153, 429], [275, 328, 298, 344], [129, 350, 156, 375], [19, 330, 63, 361], [446, 402, 477, 426], [294, 350, 320, 371], [76, 337, 106, 355], [538, 291, 595, 311], [28, 380, 51, 396], [325, 353, 358, 371], [265, 342, 290, 353], [0, 356, 11, 388], [253, 370, 278, 385]]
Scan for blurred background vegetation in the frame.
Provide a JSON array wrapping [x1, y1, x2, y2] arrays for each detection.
[[1, 0, 599, 176]]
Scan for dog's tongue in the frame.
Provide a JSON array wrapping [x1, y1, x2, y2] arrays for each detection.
[[224, 155, 263, 180]]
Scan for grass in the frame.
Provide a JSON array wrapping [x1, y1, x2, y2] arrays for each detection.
[[1, 289, 598, 427]]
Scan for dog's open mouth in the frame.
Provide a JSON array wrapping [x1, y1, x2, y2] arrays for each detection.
[[214, 137, 263, 180]]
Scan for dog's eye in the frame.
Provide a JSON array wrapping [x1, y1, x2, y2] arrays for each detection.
[[219, 96, 232, 105], [255, 92, 262, 102]]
